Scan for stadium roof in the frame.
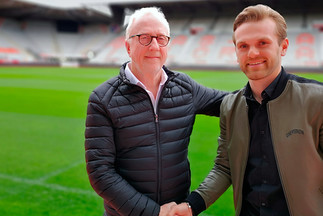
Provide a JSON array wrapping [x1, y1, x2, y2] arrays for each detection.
[[0, 0, 322, 24], [15, 0, 221, 9], [4, 0, 233, 20]]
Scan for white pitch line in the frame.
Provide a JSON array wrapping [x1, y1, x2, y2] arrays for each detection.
[[37, 159, 84, 182], [0, 173, 222, 215], [0, 173, 96, 196]]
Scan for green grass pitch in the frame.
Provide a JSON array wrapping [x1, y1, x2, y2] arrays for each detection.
[[0, 66, 322, 216]]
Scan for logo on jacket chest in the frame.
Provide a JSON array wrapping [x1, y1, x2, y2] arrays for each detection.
[[285, 129, 304, 138]]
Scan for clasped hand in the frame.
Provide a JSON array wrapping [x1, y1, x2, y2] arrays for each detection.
[[159, 202, 193, 216]]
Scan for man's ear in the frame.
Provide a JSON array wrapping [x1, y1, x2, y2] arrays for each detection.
[[281, 38, 289, 56], [125, 40, 131, 55]]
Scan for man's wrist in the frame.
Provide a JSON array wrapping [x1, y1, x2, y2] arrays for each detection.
[[185, 191, 207, 215], [185, 202, 193, 215]]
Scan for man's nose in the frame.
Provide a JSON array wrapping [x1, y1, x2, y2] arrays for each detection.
[[149, 37, 160, 50], [248, 46, 259, 58]]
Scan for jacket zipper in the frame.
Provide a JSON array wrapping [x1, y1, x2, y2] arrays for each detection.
[[237, 104, 251, 216], [124, 74, 171, 203], [266, 103, 292, 215], [155, 113, 161, 203], [155, 77, 172, 203], [155, 86, 164, 203], [139, 88, 162, 203], [140, 90, 161, 202]]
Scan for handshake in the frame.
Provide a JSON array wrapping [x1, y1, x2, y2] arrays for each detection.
[[159, 202, 193, 216]]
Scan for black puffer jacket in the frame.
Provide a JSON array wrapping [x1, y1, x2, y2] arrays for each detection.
[[85, 63, 227, 216]]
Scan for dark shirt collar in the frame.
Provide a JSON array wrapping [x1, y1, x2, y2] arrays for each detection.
[[244, 67, 288, 102]]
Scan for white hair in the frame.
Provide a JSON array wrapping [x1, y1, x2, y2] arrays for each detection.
[[125, 7, 170, 39]]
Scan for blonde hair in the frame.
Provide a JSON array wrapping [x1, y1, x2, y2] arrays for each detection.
[[232, 4, 287, 44], [125, 7, 170, 39]]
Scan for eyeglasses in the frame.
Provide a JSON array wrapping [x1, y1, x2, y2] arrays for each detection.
[[128, 34, 170, 47]]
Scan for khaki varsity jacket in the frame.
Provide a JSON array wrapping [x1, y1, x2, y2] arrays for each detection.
[[195, 70, 323, 216]]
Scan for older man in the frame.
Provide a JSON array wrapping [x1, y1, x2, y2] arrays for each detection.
[[85, 7, 227, 216]]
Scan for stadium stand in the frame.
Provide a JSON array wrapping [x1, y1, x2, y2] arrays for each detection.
[[24, 21, 61, 63], [168, 18, 191, 35], [284, 31, 321, 68], [91, 33, 129, 65], [0, 19, 34, 63], [0, 0, 322, 71]]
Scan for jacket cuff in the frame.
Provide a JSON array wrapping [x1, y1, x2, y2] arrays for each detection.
[[186, 192, 206, 216]]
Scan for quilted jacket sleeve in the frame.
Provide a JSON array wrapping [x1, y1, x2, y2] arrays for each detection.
[[85, 90, 160, 216], [187, 74, 229, 117]]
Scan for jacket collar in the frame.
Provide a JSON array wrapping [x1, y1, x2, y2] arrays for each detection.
[[119, 61, 176, 83], [244, 67, 290, 101]]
